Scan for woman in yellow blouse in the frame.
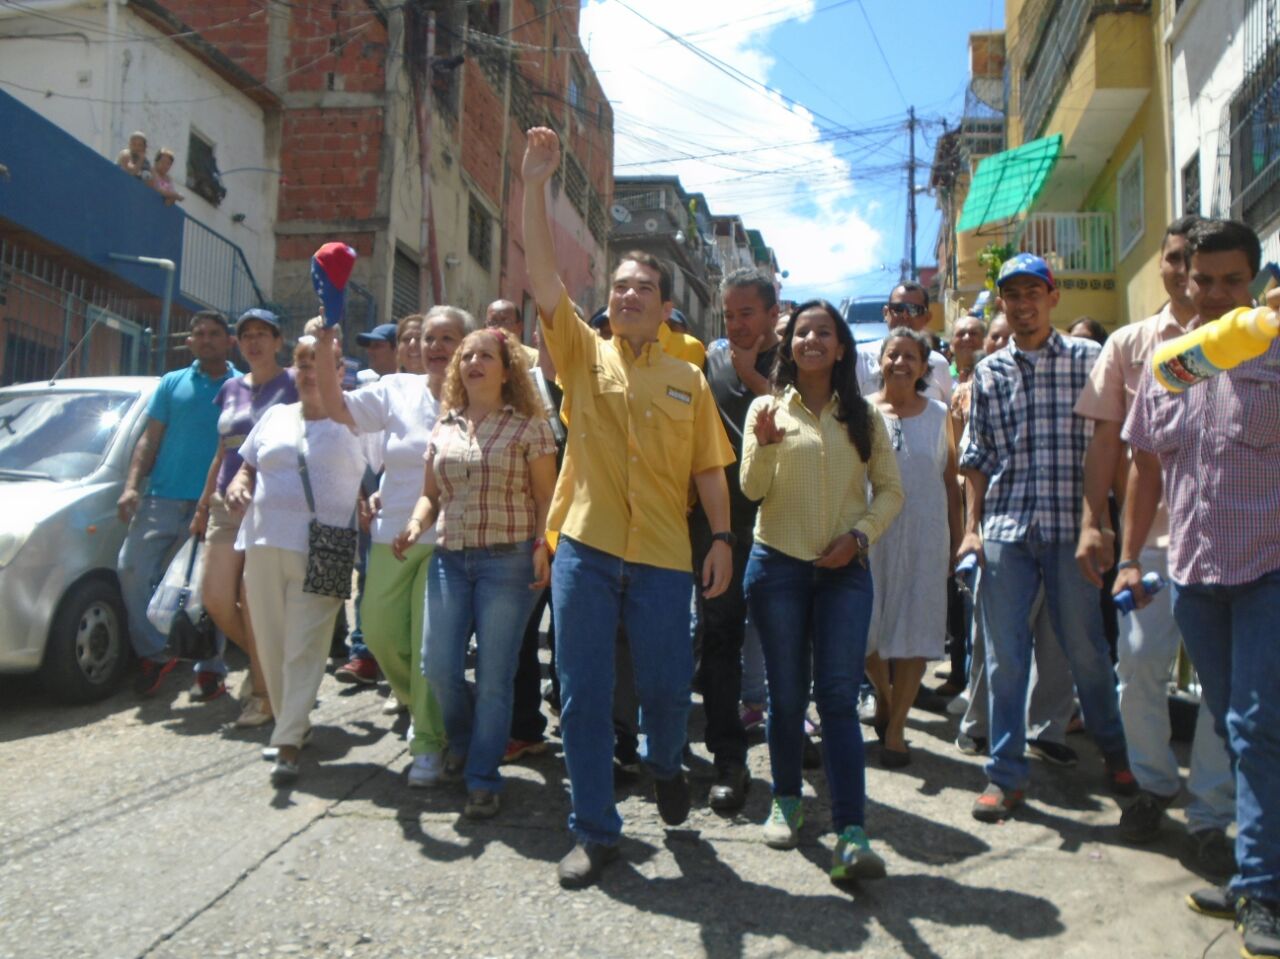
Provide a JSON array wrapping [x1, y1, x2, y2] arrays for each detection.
[[741, 299, 903, 883]]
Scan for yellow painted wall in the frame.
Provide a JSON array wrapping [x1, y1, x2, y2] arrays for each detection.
[[1080, 5, 1171, 327]]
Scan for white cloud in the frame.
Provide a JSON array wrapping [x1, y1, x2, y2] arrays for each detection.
[[581, 0, 887, 302]]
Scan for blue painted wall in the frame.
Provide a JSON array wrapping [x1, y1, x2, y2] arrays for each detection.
[[0, 89, 184, 299]]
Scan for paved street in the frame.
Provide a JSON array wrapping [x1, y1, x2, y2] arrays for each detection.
[[0, 656, 1240, 959]]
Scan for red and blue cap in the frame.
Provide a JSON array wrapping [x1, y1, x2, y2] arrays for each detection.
[[311, 242, 357, 327], [997, 252, 1055, 290]]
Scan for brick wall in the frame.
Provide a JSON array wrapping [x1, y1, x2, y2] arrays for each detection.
[[279, 108, 383, 221], [158, 0, 270, 79], [460, 60, 504, 207]]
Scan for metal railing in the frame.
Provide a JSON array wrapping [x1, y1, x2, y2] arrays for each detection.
[[179, 216, 265, 321], [1018, 0, 1150, 141], [1015, 211, 1114, 274]]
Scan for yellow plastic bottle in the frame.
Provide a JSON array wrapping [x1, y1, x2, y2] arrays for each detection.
[[1152, 306, 1280, 392]]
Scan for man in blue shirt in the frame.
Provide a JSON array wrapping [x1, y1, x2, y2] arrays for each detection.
[[117, 311, 239, 696], [959, 254, 1129, 822]]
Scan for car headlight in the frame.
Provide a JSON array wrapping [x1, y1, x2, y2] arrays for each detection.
[[0, 523, 35, 569]]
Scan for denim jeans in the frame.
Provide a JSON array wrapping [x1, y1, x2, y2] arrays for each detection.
[[744, 544, 873, 833], [978, 539, 1127, 791], [1172, 569, 1280, 902], [1119, 546, 1233, 831], [422, 542, 540, 793], [552, 537, 694, 846], [117, 496, 198, 661], [962, 581, 1076, 743]]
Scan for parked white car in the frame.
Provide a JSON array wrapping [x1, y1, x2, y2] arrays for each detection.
[[0, 376, 158, 701]]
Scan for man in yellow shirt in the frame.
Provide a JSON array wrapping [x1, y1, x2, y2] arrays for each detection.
[[522, 126, 736, 889]]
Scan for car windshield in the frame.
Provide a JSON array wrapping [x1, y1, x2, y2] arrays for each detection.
[[0, 390, 138, 482]]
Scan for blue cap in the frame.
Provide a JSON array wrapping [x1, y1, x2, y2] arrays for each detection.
[[996, 253, 1055, 290], [356, 323, 398, 347], [236, 307, 280, 334], [667, 308, 690, 330], [310, 242, 357, 327], [588, 307, 610, 330]]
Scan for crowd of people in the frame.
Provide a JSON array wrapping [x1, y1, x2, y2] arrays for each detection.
[[110, 127, 1279, 957]]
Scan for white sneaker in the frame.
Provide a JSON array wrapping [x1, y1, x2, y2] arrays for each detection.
[[262, 727, 312, 761], [408, 752, 444, 788], [946, 693, 969, 717], [383, 694, 406, 715]]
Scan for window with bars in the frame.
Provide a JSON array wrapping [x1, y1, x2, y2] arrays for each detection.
[[186, 130, 225, 206], [1182, 152, 1202, 215], [392, 247, 420, 321], [1117, 143, 1145, 259], [468, 195, 493, 270], [568, 61, 587, 114], [1230, 6, 1280, 229]]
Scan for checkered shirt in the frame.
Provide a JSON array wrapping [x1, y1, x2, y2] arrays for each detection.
[[959, 330, 1099, 544], [427, 406, 558, 550], [1123, 338, 1280, 585]]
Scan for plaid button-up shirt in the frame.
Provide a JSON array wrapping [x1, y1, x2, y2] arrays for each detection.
[[960, 330, 1099, 544], [1123, 338, 1280, 585], [427, 406, 558, 550]]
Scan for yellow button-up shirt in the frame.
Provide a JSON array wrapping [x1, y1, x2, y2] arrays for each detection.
[[658, 322, 707, 368], [741, 388, 903, 561], [541, 292, 734, 571]]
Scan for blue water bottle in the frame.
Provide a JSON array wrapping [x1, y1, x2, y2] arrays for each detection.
[[1114, 572, 1167, 615]]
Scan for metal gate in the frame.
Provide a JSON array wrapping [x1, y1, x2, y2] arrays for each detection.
[[0, 239, 175, 384]]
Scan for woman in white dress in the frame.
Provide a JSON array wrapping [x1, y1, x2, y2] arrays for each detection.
[[866, 327, 963, 767]]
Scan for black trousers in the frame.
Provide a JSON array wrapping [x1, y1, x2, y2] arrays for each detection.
[[510, 588, 552, 742], [693, 534, 753, 767]]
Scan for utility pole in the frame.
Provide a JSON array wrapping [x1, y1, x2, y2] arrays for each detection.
[[907, 105, 918, 281]]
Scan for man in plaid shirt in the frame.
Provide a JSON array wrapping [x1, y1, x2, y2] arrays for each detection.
[[959, 253, 1130, 822]]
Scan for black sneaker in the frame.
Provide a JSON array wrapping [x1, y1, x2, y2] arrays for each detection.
[[708, 763, 749, 812], [1118, 791, 1169, 843], [1027, 738, 1078, 767], [1237, 897, 1280, 959], [1185, 885, 1235, 920], [1193, 828, 1237, 881], [654, 772, 690, 826], [557, 842, 619, 889]]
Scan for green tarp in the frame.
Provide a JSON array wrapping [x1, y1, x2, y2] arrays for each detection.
[[956, 134, 1063, 233]]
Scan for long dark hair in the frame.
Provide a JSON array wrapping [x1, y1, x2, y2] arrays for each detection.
[[772, 299, 872, 462]]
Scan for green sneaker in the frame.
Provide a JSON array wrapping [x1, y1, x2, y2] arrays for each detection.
[[830, 825, 886, 882], [762, 796, 804, 849]]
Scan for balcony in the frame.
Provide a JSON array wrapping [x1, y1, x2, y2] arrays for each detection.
[[1015, 212, 1114, 275], [0, 89, 264, 363], [1015, 0, 1151, 209]]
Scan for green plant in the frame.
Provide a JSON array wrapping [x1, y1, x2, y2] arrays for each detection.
[[977, 242, 1015, 316]]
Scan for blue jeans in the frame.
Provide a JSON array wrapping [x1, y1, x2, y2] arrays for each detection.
[[740, 612, 766, 704], [1172, 569, 1280, 902], [744, 544, 873, 832], [552, 537, 694, 846], [117, 496, 197, 661], [978, 539, 1126, 791], [421, 542, 540, 793]]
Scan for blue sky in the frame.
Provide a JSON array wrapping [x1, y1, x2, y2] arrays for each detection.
[[581, 0, 1005, 303]]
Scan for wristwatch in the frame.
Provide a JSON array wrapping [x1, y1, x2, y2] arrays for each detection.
[[711, 531, 738, 548], [1116, 558, 1142, 572], [850, 530, 869, 551]]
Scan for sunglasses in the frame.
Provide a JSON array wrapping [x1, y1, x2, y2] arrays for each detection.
[[886, 302, 928, 318]]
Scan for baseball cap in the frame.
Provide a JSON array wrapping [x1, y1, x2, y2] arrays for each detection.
[[311, 241, 358, 326], [356, 323, 398, 347], [968, 290, 991, 317], [588, 307, 610, 330], [996, 253, 1055, 290], [236, 307, 280, 334], [667, 308, 690, 330]]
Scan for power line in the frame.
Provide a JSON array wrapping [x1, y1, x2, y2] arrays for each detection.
[[854, 0, 908, 110]]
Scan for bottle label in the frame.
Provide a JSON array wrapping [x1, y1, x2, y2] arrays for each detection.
[[1159, 343, 1223, 388]]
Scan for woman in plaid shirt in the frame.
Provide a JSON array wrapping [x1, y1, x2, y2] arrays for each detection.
[[394, 329, 558, 821]]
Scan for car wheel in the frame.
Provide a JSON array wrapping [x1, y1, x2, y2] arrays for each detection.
[[39, 579, 130, 703]]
